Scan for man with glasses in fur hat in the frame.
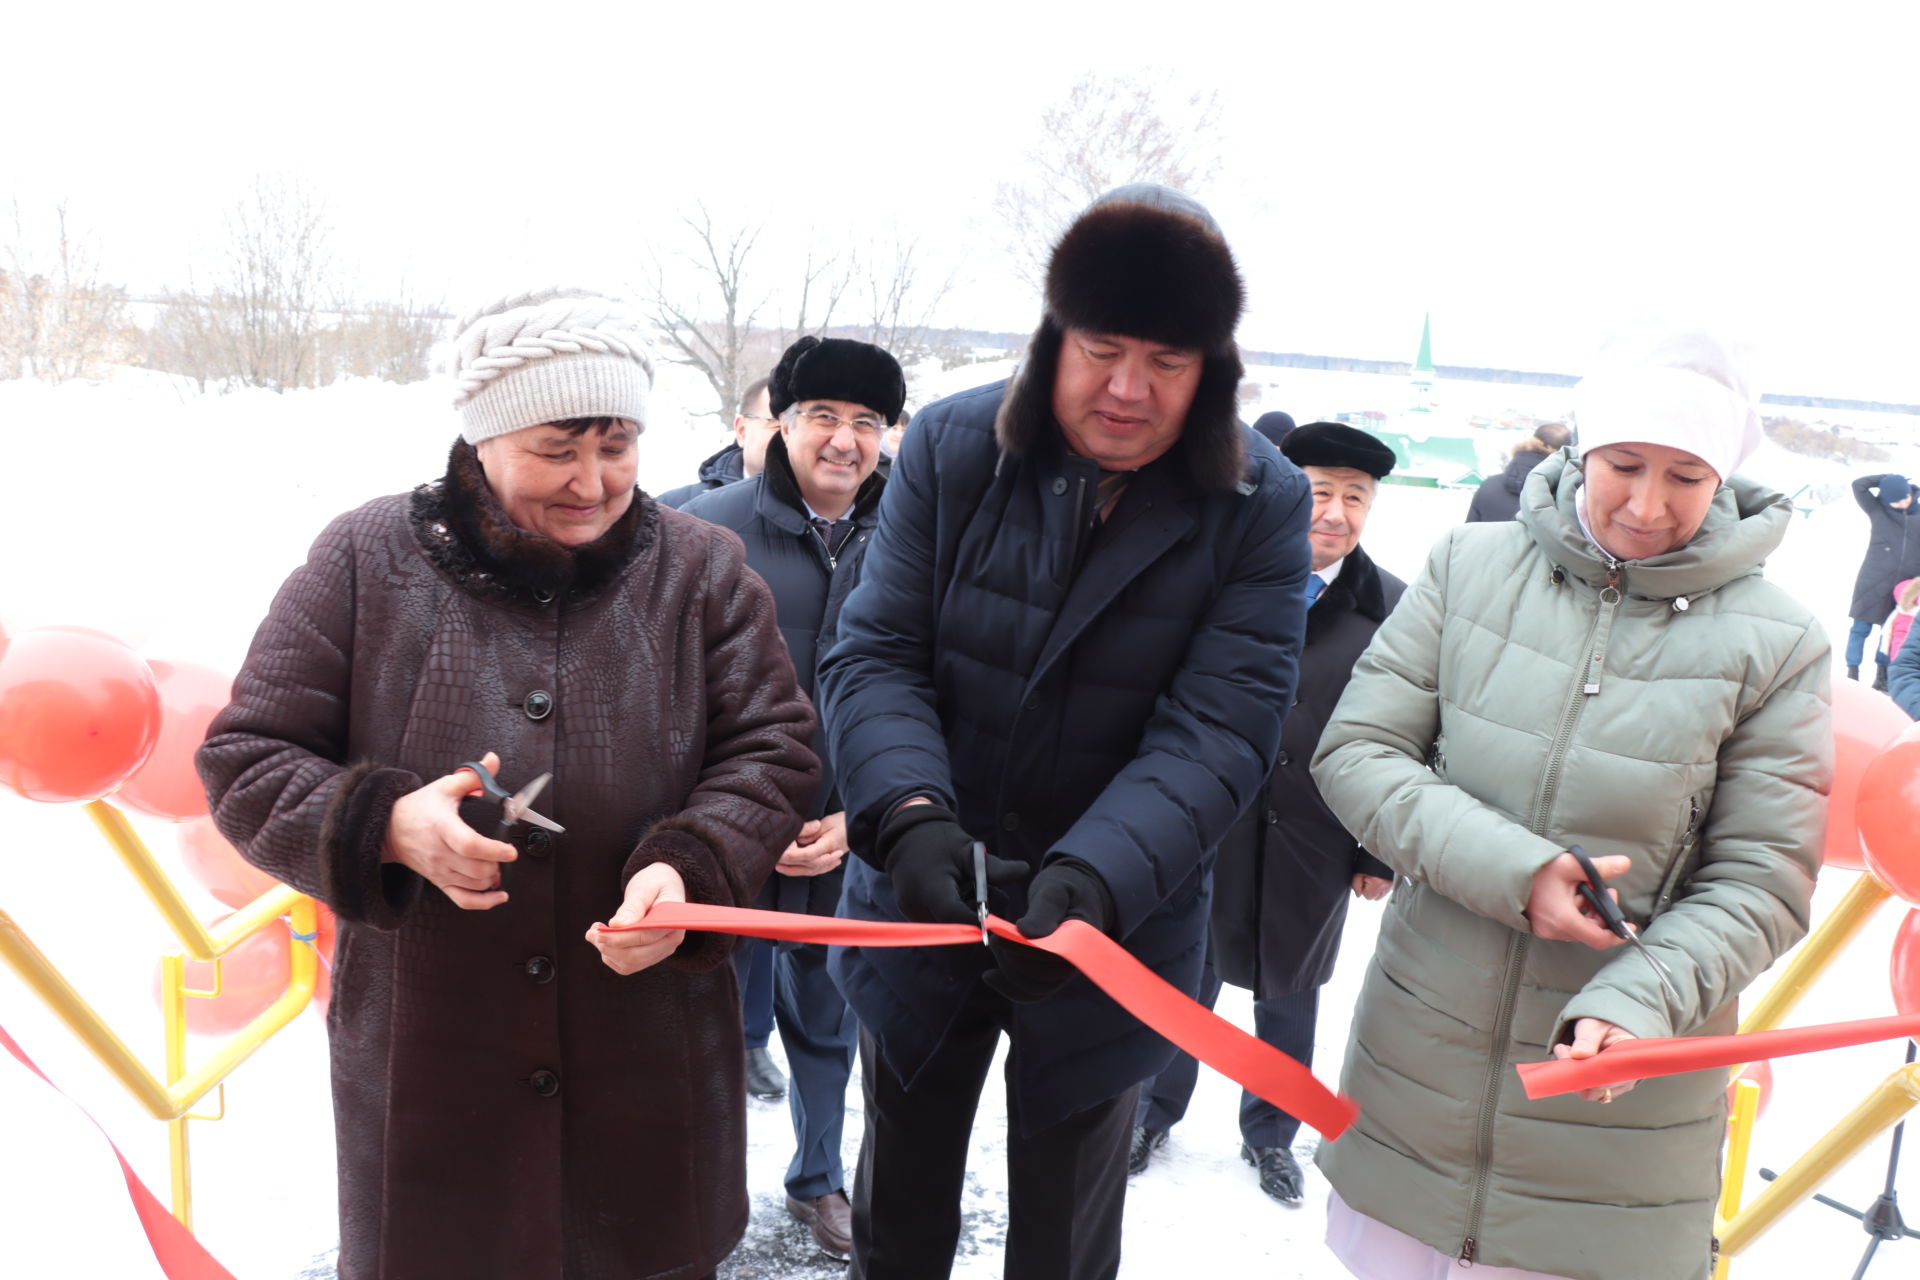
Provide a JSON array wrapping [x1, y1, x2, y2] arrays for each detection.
[[682, 334, 905, 1261], [816, 185, 1313, 1278]]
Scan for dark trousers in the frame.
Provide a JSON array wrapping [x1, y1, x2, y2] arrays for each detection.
[[773, 941, 857, 1200], [850, 994, 1138, 1280], [735, 938, 776, 1049], [1136, 966, 1319, 1149]]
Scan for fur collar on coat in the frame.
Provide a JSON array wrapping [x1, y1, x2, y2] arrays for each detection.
[[408, 439, 657, 610]]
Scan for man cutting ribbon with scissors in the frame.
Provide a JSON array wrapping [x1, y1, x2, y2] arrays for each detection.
[[816, 186, 1311, 1280]]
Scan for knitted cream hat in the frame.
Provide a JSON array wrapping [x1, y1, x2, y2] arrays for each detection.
[[448, 288, 655, 444], [1572, 322, 1761, 481]]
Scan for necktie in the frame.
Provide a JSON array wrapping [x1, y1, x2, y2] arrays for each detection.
[[810, 517, 848, 560], [1305, 574, 1326, 606]]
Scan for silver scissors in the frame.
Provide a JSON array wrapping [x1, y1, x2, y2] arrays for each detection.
[[972, 840, 991, 946], [1568, 844, 1681, 1004], [455, 760, 564, 894]]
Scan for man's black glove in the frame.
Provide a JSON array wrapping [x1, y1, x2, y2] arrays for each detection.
[[983, 857, 1116, 1004], [881, 802, 1028, 925]]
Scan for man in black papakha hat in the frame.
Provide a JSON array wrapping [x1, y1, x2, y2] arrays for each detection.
[[681, 335, 907, 1261]]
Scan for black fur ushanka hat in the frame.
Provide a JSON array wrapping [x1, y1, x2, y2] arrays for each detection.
[[769, 335, 908, 425], [995, 184, 1250, 491]]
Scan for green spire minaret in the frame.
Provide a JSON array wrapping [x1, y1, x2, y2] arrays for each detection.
[[1409, 312, 1435, 412]]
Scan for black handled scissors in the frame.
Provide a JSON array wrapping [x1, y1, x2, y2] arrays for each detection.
[[456, 761, 564, 892], [1568, 843, 1681, 1004]]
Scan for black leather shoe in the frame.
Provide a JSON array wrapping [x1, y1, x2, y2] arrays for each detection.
[[746, 1046, 786, 1100], [786, 1189, 852, 1259], [1847, 665, 1861, 681], [1241, 1143, 1304, 1204], [1874, 662, 1890, 692], [1127, 1125, 1167, 1176]]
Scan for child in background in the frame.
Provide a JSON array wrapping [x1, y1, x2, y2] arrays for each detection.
[[1889, 578, 1920, 663]]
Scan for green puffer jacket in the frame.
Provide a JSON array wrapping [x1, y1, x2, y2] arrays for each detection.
[[1311, 453, 1831, 1280]]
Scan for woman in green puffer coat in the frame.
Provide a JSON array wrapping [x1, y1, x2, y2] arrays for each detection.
[[1310, 325, 1832, 1280]]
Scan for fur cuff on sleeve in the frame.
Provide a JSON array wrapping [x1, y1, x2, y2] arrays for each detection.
[[318, 761, 425, 929], [622, 816, 749, 972]]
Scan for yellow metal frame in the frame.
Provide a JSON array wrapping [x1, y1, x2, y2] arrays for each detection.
[[1711, 874, 1911, 1277], [0, 799, 316, 1228]]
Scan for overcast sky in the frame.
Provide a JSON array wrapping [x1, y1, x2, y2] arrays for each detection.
[[9, 1, 1920, 402]]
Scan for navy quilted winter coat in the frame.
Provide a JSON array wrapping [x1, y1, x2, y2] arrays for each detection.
[[818, 380, 1312, 1130]]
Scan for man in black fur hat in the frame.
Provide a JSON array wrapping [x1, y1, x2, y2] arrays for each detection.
[[1131, 423, 1404, 1208], [817, 185, 1313, 1278], [680, 335, 905, 1261]]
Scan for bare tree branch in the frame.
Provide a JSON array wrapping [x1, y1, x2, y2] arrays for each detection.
[[993, 73, 1225, 288]]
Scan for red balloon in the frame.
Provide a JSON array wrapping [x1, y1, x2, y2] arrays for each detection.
[[1725, 1059, 1773, 1121], [1893, 910, 1920, 1030], [176, 817, 282, 909], [1825, 681, 1911, 871], [0, 627, 161, 804], [1857, 723, 1920, 904], [151, 914, 292, 1037], [115, 660, 233, 821]]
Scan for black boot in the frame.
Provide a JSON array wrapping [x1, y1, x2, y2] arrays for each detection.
[[1241, 1143, 1305, 1205], [745, 1045, 786, 1100], [1128, 1125, 1167, 1176], [1847, 665, 1861, 681], [1874, 660, 1890, 692]]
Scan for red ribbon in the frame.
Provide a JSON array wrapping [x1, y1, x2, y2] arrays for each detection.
[[1516, 1013, 1920, 1099], [611, 902, 1360, 1139], [0, 1022, 237, 1280]]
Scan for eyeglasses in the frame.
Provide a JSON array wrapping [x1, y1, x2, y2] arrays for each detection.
[[799, 407, 885, 437]]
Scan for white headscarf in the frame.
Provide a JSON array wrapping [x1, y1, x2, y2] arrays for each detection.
[[1572, 322, 1762, 481]]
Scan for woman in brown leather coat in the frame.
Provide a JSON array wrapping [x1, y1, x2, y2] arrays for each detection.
[[197, 289, 819, 1280]]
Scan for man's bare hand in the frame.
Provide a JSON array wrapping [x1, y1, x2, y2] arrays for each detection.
[[776, 811, 850, 877]]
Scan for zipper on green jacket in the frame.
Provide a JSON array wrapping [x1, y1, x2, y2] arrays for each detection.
[[1458, 558, 1624, 1264]]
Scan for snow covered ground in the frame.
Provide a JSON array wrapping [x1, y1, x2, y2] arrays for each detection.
[[1, 367, 1917, 1279]]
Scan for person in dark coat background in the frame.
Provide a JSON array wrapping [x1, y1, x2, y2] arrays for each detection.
[[656, 375, 779, 509], [681, 334, 904, 1260], [196, 289, 819, 1280], [1251, 409, 1296, 447], [817, 185, 1312, 1280], [658, 371, 788, 1101], [1464, 422, 1571, 522], [1845, 472, 1920, 688], [1129, 422, 1405, 1205]]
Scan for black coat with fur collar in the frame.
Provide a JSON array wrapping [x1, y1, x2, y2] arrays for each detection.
[[1209, 542, 1405, 998], [682, 434, 885, 918], [198, 442, 818, 1280]]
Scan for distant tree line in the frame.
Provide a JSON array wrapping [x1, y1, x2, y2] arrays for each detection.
[[1763, 417, 1891, 464], [2, 182, 443, 392]]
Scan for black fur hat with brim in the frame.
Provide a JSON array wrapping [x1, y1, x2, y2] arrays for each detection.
[[995, 184, 1251, 492], [1044, 185, 1245, 351], [770, 335, 908, 425]]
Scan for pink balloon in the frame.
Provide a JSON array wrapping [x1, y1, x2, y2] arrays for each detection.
[[0, 627, 160, 804], [1891, 909, 1920, 1032], [1826, 681, 1910, 871], [1858, 723, 1920, 904], [176, 817, 281, 909], [116, 660, 233, 821], [150, 913, 290, 1037]]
